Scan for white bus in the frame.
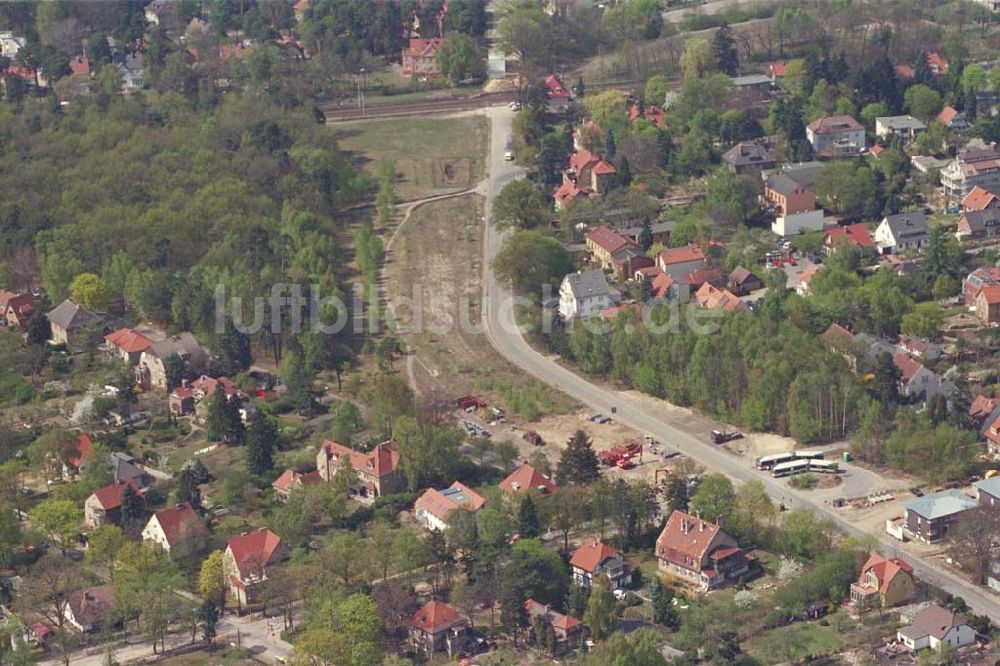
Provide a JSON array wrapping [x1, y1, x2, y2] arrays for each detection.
[[808, 460, 840, 474], [794, 450, 825, 461], [755, 452, 797, 470], [772, 459, 811, 477]]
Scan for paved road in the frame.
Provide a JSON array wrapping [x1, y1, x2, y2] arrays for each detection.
[[477, 106, 1000, 621]]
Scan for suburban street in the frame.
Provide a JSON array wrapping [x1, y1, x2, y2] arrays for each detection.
[[478, 106, 1000, 621]]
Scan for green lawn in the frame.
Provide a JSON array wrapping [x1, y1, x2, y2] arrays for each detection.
[[749, 623, 844, 663], [332, 116, 489, 200]]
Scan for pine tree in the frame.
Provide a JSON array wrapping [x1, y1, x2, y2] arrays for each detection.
[[870, 352, 901, 408], [617, 155, 632, 187], [190, 459, 211, 484], [651, 578, 680, 628], [711, 23, 739, 76], [119, 483, 144, 530], [222, 395, 245, 445], [518, 496, 541, 538], [556, 430, 600, 485], [217, 319, 252, 375], [245, 415, 277, 477], [175, 467, 201, 510], [204, 387, 228, 442], [638, 218, 653, 250], [604, 128, 616, 158]]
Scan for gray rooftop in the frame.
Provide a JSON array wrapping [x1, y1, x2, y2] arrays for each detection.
[[46, 299, 100, 331], [878, 115, 928, 131], [974, 475, 1000, 499], [731, 74, 772, 87], [146, 332, 207, 361], [563, 270, 610, 299], [766, 161, 825, 188], [904, 489, 977, 520], [962, 209, 1000, 233], [765, 173, 802, 197], [723, 141, 776, 167], [882, 211, 929, 240]]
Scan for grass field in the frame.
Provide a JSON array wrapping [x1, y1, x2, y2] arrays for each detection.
[[749, 623, 844, 663], [333, 115, 489, 201]]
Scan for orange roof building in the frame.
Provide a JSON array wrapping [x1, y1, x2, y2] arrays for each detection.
[[415, 481, 486, 530], [961, 185, 1000, 212], [569, 540, 631, 588], [499, 462, 556, 496], [315, 440, 404, 499], [850, 553, 917, 609], [655, 510, 747, 591], [409, 600, 469, 654]]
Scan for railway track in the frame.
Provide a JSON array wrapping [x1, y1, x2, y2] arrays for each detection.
[[322, 91, 514, 121]]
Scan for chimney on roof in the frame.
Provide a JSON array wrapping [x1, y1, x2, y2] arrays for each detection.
[[240, 531, 248, 536], [699, 520, 705, 532], [181, 379, 188, 388]]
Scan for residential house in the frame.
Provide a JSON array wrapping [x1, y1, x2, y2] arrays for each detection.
[[968, 394, 998, 426], [64, 586, 116, 633], [142, 502, 206, 556], [46, 299, 100, 346], [138, 333, 209, 390], [694, 282, 748, 313], [763, 173, 823, 236], [1, 63, 39, 96], [271, 469, 323, 501], [657, 245, 707, 280], [108, 451, 149, 486], [769, 61, 787, 81], [620, 220, 674, 246], [823, 223, 874, 254], [873, 212, 929, 254], [223, 528, 288, 607], [585, 226, 645, 280], [727, 266, 762, 295], [728, 74, 772, 106], [414, 481, 486, 531], [926, 52, 950, 76], [525, 600, 584, 655], [114, 53, 144, 92], [766, 160, 825, 189], [875, 115, 928, 142], [559, 270, 612, 320], [636, 267, 689, 301], [544, 74, 572, 109], [903, 490, 977, 543], [84, 480, 142, 529], [984, 409, 1000, 455], [655, 510, 748, 591], [68, 54, 91, 78], [956, 209, 1000, 240], [794, 262, 822, 296], [499, 462, 556, 496], [104, 328, 153, 364], [973, 476, 1000, 507], [169, 375, 253, 421], [849, 553, 917, 610], [0, 290, 34, 329], [292, 0, 310, 22], [963, 267, 1000, 305], [401, 38, 442, 76], [554, 179, 590, 210], [564, 149, 617, 198], [0, 32, 25, 59], [897, 605, 975, 652], [892, 353, 955, 403], [941, 144, 1000, 205], [409, 601, 469, 656], [897, 335, 943, 361], [630, 103, 667, 129], [936, 106, 968, 131], [722, 141, 776, 175], [570, 540, 631, 589], [964, 185, 1000, 212], [975, 284, 1000, 324], [315, 440, 404, 500], [806, 115, 865, 157], [64, 432, 92, 478]]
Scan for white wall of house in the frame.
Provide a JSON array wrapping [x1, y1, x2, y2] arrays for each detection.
[[416, 508, 450, 532], [141, 517, 171, 552], [930, 625, 976, 650], [558, 279, 610, 319], [772, 210, 824, 236]]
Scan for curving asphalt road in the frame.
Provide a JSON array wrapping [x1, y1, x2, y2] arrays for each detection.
[[478, 106, 1000, 621]]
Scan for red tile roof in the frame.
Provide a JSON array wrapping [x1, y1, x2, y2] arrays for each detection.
[[858, 553, 913, 594], [680, 268, 720, 288], [591, 158, 617, 175], [69, 55, 90, 76], [926, 52, 949, 74], [824, 223, 874, 248], [970, 394, 999, 423], [569, 540, 619, 573], [545, 74, 571, 99], [151, 502, 204, 548], [271, 469, 323, 492], [105, 328, 153, 354], [404, 38, 442, 59], [569, 149, 599, 174], [695, 282, 746, 312], [962, 186, 999, 211], [226, 528, 283, 578], [651, 271, 674, 298], [978, 283, 1000, 305], [656, 510, 726, 567], [586, 226, 634, 255], [0, 291, 34, 319], [1, 65, 36, 81], [68, 433, 92, 468], [415, 481, 486, 522], [190, 375, 245, 400], [807, 115, 863, 134], [411, 600, 464, 633], [894, 64, 916, 80], [499, 462, 557, 495], [90, 479, 142, 511], [525, 599, 583, 631], [319, 440, 400, 478], [659, 245, 705, 266], [892, 352, 922, 383], [770, 61, 787, 77], [936, 105, 959, 126], [555, 179, 589, 205]]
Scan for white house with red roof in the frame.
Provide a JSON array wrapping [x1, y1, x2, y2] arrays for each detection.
[[569, 540, 631, 589], [62, 432, 93, 479], [525, 599, 584, 654], [499, 462, 556, 496], [409, 600, 469, 655], [315, 440, 404, 500], [657, 245, 707, 280], [936, 105, 968, 131], [141, 502, 206, 557], [223, 528, 288, 607], [415, 481, 486, 531], [656, 510, 747, 590], [84, 480, 143, 529], [544, 74, 572, 109], [849, 553, 917, 610], [694, 283, 748, 313], [963, 266, 1000, 306], [104, 328, 153, 364], [823, 223, 874, 254], [960, 185, 999, 212]]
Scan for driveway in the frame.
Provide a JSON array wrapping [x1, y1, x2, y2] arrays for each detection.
[[478, 105, 1000, 621]]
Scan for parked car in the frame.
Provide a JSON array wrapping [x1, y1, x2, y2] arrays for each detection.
[[504, 150, 514, 161]]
